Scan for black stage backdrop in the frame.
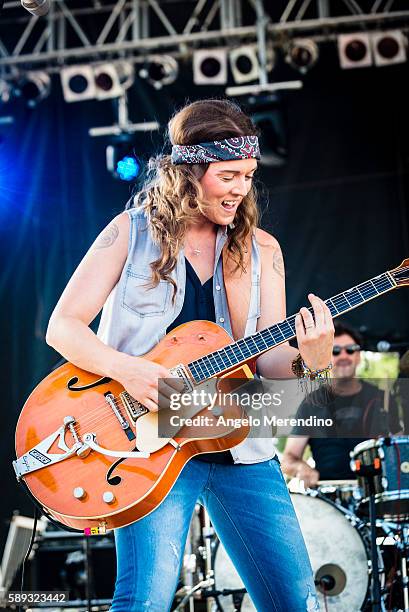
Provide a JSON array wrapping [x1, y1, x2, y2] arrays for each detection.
[[0, 48, 409, 549]]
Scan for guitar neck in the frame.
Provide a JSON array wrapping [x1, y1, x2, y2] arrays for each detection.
[[188, 270, 397, 382]]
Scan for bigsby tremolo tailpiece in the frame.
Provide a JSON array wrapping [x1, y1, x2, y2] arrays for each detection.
[[13, 413, 151, 480], [13, 416, 85, 480]]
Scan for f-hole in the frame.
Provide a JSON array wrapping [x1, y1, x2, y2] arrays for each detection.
[[106, 448, 139, 485], [67, 376, 111, 392]]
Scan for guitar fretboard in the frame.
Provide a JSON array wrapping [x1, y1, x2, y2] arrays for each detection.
[[187, 271, 396, 382]]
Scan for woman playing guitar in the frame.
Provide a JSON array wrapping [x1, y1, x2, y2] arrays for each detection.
[[46, 99, 333, 611]]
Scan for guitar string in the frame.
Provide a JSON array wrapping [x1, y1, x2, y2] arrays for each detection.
[[44, 266, 409, 434], [189, 272, 397, 379], [58, 293, 401, 433], [54, 267, 408, 433], [67, 396, 165, 435]]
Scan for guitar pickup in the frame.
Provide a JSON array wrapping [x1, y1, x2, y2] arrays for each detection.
[[169, 364, 194, 392]]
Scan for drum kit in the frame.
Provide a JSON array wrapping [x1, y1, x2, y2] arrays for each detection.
[[175, 436, 409, 612]]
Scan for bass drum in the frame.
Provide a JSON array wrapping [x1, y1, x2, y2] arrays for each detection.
[[212, 492, 381, 612], [291, 492, 382, 612]]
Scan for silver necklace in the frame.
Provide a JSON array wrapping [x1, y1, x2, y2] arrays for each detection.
[[185, 233, 216, 256], [185, 239, 202, 256]]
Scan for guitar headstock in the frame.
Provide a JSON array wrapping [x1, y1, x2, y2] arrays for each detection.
[[390, 258, 409, 286]]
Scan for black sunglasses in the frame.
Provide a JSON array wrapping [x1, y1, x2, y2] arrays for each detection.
[[332, 344, 361, 356]]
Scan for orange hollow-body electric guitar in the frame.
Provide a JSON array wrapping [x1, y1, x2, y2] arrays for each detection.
[[14, 260, 409, 532]]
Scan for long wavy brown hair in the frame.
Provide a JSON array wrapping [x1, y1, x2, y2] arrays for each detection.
[[131, 99, 260, 300]]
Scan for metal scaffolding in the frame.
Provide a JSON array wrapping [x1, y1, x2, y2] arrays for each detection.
[[0, 0, 408, 72]]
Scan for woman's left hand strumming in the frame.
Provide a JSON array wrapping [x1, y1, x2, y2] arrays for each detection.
[[295, 293, 334, 371]]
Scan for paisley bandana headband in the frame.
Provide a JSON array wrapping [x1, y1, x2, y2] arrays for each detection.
[[171, 136, 260, 165]]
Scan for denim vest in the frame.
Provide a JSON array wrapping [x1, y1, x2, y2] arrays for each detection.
[[97, 208, 276, 464]]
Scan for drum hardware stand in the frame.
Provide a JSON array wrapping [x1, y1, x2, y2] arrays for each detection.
[[182, 508, 249, 612], [203, 587, 247, 612], [201, 510, 216, 612], [398, 526, 409, 612], [231, 590, 246, 611], [175, 507, 220, 612], [174, 578, 215, 611], [177, 504, 209, 612], [388, 525, 409, 611], [351, 456, 383, 611], [181, 525, 196, 612]]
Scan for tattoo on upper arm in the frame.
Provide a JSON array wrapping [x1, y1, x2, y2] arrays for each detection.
[[94, 223, 119, 249], [273, 248, 285, 279]]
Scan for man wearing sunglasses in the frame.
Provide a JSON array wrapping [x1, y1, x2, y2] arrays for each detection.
[[282, 321, 400, 488]]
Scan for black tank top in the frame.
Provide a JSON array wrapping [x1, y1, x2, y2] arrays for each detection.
[[166, 257, 234, 464]]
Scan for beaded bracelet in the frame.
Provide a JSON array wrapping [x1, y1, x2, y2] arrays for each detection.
[[291, 353, 333, 381], [301, 361, 333, 381]]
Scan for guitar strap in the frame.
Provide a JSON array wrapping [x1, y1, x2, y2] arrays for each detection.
[[222, 234, 253, 341]]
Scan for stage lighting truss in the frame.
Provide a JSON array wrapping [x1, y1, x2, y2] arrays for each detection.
[[285, 39, 319, 73], [371, 30, 407, 67], [1, 0, 408, 73], [193, 48, 228, 85], [61, 61, 134, 103], [338, 33, 372, 69], [138, 55, 178, 90]]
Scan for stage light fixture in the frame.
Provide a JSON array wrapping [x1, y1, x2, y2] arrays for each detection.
[[193, 49, 227, 85], [94, 61, 135, 100], [0, 79, 12, 103], [286, 39, 319, 73], [21, 0, 50, 17], [61, 63, 134, 103], [139, 55, 178, 90], [229, 46, 259, 84], [371, 30, 407, 66], [60, 65, 96, 102], [16, 71, 51, 107], [117, 156, 140, 181], [338, 33, 372, 69], [247, 94, 287, 167], [106, 137, 141, 182]]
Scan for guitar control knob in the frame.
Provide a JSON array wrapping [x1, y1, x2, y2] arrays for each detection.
[[73, 487, 86, 500], [103, 491, 115, 504]]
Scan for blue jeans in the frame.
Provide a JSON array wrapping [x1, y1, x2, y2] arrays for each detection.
[[110, 457, 319, 611]]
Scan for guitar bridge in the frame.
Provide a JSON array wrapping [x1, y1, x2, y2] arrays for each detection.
[[118, 366, 193, 425], [119, 391, 149, 424]]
